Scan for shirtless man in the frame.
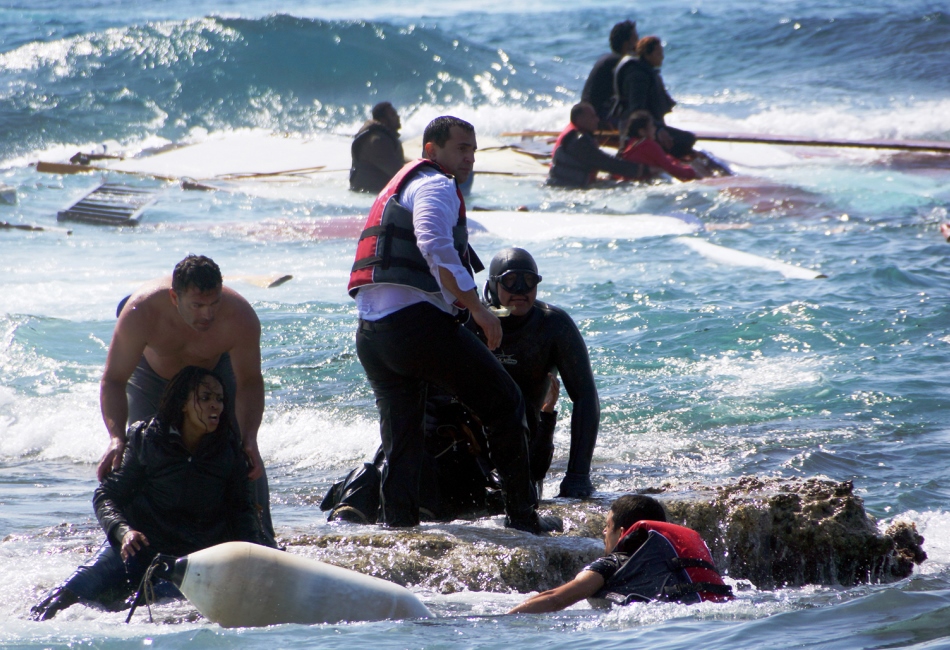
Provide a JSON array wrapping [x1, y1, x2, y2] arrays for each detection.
[[97, 254, 274, 540]]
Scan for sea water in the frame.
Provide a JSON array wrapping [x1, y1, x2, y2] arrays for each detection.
[[2, 0, 950, 647]]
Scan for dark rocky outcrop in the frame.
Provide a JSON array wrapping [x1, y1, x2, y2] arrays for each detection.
[[284, 476, 925, 594]]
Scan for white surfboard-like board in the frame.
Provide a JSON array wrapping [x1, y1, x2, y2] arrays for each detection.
[[469, 211, 700, 241], [102, 132, 353, 180], [167, 541, 433, 627], [675, 237, 826, 279]]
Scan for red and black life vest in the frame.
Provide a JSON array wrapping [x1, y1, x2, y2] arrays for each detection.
[[347, 159, 481, 298], [590, 521, 733, 606]]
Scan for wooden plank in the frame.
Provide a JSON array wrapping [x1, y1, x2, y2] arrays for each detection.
[[500, 130, 950, 154]]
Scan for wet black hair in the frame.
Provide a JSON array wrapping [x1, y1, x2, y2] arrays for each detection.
[[609, 20, 638, 54], [423, 116, 475, 148], [172, 255, 222, 295], [623, 110, 654, 140], [484, 247, 539, 307], [609, 494, 667, 532], [156, 365, 230, 435], [372, 101, 394, 121]]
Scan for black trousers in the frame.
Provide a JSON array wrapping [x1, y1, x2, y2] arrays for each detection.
[[356, 302, 535, 526]]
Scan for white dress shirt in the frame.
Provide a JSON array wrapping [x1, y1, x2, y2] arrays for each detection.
[[355, 166, 476, 321]]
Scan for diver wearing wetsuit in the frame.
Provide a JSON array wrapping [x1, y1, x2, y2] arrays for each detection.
[[479, 247, 600, 497]]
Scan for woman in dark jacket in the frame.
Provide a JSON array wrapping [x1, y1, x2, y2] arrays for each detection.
[[32, 366, 274, 620]]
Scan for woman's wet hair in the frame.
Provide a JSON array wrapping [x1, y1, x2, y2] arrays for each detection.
[[157, 365, 230, 434], [623, 111, 654, 141], [636, 35, 662, 59], [610, 494, 667, 531]]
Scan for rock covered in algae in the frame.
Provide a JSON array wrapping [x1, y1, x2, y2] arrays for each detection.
[[285, 476, 924, 593], [660, 476, 926, 589]]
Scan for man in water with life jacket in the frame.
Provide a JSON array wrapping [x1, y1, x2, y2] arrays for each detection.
[[509, 494, 733, 613], [349, 101, 407, 193], [547, 102, 645, 188], [348, 115, 562, 534]]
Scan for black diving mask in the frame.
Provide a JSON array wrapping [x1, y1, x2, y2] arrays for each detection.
[[491, 270, 542, 295]]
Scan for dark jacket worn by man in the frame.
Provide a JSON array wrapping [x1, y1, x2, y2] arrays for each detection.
[[581, 53, 622, 123], [349, 120, 406, 193], [548, 126, 644, 188]]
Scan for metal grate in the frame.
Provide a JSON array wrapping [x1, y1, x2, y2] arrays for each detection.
[[57, 183, 160, 226]]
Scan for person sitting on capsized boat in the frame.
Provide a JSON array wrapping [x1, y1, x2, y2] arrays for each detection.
[[581, 20, 638, 127], [613, 35, 696, 158], [31, 366, 275, 621], [509, 494, 733, 614], [547, 102, 645, 188], [615, 111, 701, 182], [350, 101, 407, 193], [322, 247, 601, 523]]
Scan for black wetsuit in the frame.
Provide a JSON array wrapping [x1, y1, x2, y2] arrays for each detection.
[[321, 299, 600, 520], [581, 52, 622, 124], [548, 129, 644, 188], [480, 300, 599, 488]]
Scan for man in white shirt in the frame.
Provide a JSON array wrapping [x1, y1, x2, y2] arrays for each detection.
[[347, 116, 561, 533]]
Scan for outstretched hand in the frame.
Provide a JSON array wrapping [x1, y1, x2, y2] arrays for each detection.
[[121, 530, 149, 560], [96, 437, 126, 482]]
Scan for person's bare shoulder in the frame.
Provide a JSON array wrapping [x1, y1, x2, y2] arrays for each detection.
[[116, 278, 174, 335], [220, 286, 262, 337]]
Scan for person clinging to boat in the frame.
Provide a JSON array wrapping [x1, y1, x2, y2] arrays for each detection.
[[348, 116, 562, 534], [615, 110, 707, 182], [98, 254, 275, 544], [323, 247, 601, 523], [31, 366, 276, 621], [547, 101, 646, 188], [350, 101, 407, 194], [508, 495, 732, 614]]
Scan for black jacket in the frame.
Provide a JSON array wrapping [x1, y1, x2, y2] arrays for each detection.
[[614, 56, 676, 126], [581, 52, 622, 122], [548, 129, 644, 188], [94, 418, 273, 558], [349, 121, 406, 193]]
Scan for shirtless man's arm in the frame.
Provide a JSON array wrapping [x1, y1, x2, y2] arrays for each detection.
[[97, 296, 152, 481], [228, 304, 266, 480]]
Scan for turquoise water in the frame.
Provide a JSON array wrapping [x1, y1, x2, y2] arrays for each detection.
[[2, 1, 950, 647]]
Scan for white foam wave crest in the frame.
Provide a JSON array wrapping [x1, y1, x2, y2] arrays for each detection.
[[259, 406, 380, 471], [697, 351, 822, 400], [892, 510, 950, 572], [0, 383, 103, 462], [672, 99, 950, 143]]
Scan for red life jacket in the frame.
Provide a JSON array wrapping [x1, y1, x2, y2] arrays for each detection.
[[550, 123, 575, 160], [347, 159, 480, 298], [590, 520, 733, 606]]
